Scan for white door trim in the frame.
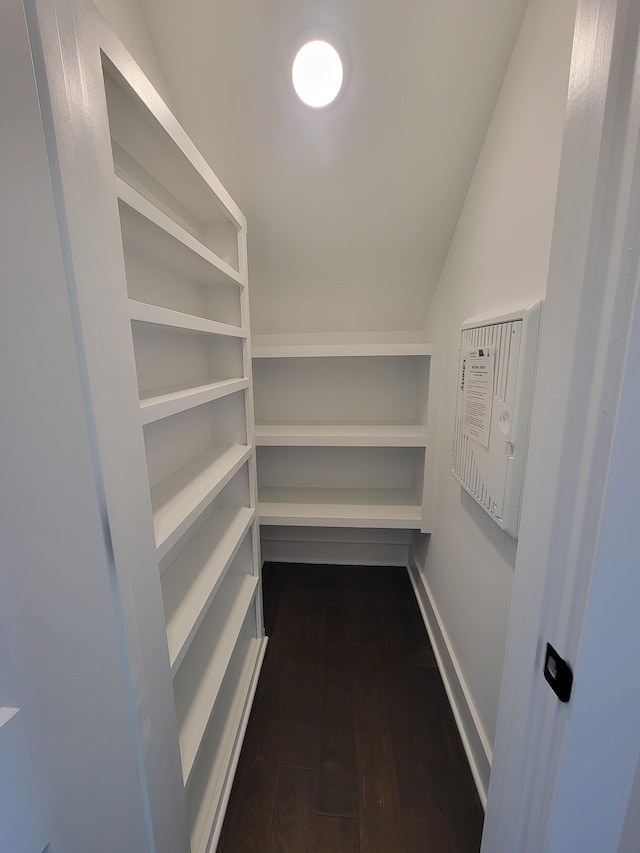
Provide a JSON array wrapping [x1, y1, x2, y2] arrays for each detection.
[[483, 0, 640, 848]]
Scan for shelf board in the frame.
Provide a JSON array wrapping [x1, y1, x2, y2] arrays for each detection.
[[104, 56, 245, 231], [140, 379, 249, 424], [252, 331, 434, 358], [151, 443, 252, 560], [254, 423, 428, 447], [129, 299, 246, 338], [173, 574, 258, 787], [140, 378, 249, 425], [118, 198, 238, 291], [163, 506, 255, 675], [116, 176, 243, 287], [258, 487, 423, 528]]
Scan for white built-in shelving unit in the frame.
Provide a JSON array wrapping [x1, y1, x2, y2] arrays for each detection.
[[252, 332, 436, 532], [99, 42, 265, 853]]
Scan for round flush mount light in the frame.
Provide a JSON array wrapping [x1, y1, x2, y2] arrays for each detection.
[[292, 40, 344, 108]]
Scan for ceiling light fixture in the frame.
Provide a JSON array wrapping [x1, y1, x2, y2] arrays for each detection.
[[292, 40, 343, 108]]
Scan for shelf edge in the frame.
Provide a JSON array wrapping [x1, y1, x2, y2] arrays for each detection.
[[258, 502, 423, 529], [180, 576, 259, 789], [254, 424, 428, 447], [129, 299, 247, 338], [168, 509, 255, 676], [116, 177, 244, 287], [154, 445, 253, 561], [141, 378, 249, 425]]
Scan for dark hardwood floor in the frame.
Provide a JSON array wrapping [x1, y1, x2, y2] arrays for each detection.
[[218, 563, 484, 852]]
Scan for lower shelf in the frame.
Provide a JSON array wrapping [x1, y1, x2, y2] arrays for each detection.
[[187, 630, 267, 853], [258, 487, 423, 528], [162, 506, 255, 675], [173, 573, 258, 787]]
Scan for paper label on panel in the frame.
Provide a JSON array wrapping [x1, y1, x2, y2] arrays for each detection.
[[460, 345, 494, 448]]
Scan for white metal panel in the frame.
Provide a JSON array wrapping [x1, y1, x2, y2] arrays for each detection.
[[452, 302, 541, 537]]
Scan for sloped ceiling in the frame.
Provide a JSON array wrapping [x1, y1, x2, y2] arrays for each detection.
[[136, 0, 529, 333]]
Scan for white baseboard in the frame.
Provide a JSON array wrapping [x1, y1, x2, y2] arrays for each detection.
[[261, 539, 410, 567], [407, 558, 491, 807]]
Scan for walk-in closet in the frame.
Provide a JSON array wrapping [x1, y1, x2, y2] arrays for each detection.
[[6, 0, 640, 851]]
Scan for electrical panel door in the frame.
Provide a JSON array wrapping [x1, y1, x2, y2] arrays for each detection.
[[452, 302, 541, 537]]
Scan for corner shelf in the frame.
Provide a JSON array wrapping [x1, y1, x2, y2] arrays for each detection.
[[254, 423, 428, 447], [151, 443, 252, 560], [258, 486, 423, 528], [252, 331, 434, 358], [252, 332, 435, 533]]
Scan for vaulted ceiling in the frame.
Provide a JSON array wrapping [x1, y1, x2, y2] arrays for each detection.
[[133, 0, 529, 332]]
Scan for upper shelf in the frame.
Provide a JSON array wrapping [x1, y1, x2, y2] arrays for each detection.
[[254, 423, 428, 447], [129, 299, 246, 338], [116, 178, 244, 288], [103, 60, 244, 273], [251, 331, 435, 358]]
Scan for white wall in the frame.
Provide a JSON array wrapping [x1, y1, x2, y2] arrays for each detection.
[[618, 758, 640, 853], [134, 0, 528, 335], [1, 3, 159, 848], [91, 0, 173, 106], [412, 0, 576, 794]]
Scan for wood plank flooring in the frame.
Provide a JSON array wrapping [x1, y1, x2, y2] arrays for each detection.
[[218, 563, 484, 852]]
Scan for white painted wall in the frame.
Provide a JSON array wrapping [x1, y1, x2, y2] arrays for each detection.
[[1, 3, 159, 848], [413, 0, 576, 776], [618, 758, 640, 853], [91, 0, 173, 106], [135, 0, 528, 335]]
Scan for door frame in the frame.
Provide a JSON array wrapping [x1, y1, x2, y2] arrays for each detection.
[[483, 0, 640, 848]]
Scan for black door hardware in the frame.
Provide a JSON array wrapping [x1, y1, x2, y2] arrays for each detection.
[[543, 642, 573, 702]]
